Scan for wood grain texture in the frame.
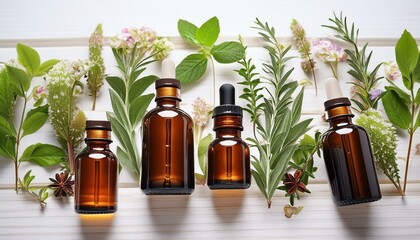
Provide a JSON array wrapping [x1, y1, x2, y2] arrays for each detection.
[[0, 185, 419, 240]]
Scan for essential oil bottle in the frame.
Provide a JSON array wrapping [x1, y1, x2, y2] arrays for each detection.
[[75, 120, 118, 214], [207, 84, 250, 189], [141, 59, 194, 195], [322, 77, 381, 206]]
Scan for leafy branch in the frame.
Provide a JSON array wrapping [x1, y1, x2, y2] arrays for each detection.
[[18, 170, 49, 208], [382, 30, 420, 193], [0, 44, 64, 192], [176, 16, 245, 105], [323, 12, 383, 112], [324, 12, 403, 196], [237, 19, 312, 208]]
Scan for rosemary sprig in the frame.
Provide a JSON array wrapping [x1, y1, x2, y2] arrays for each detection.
[[323, 12, 383, 112], [237, 19, 312, 208]]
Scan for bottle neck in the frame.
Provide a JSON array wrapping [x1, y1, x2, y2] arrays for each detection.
[[326, 105, 354, 128], [213, 115, 243, 138], [85, 129, 112, 149], [156, 98, 180, 108]]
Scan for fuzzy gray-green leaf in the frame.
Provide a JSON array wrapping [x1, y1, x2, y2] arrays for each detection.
[[198, 134, 213, 174]]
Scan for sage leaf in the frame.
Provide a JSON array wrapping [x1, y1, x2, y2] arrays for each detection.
[[22, 105, 49, 138], [128, 93, 154, 127], [36, 59, 60, 77], [116, 146, 139, 176], [128, 75, 158, 103], [178, 19, 199, 46], [106, 76, 126, 102], [382, 90, 411, 130], [20, 143, 66, 167], [109, 88, 130, 129], [16, 43, 40, 76], [196, 16, 220, 47], [395, 30, 419, 79], [6, 65, 29, 96], [198, 133, 213, 174], [211, 41, 245, 64], [176, 54, 208, 83]]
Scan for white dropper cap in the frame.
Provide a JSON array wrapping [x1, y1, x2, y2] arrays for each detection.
[[161, 58, 176, 78], [325, 77, 343, 100]]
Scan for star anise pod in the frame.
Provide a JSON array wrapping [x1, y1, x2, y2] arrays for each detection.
[[283, 169, 310, 195], [49, 172, 75, 197]]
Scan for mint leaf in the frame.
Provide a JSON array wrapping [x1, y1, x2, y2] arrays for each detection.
[[17, 43, 41, 77], [22, 104, 49, 138], [176, 54, 208, 83], [211, 41, 245, 63], [20, 143, 66, 167], [196, 17, 220, 47], [178, 19, 199, 46], [382, 90, 411, 130], [6, 65, 29, 96], [395, 30, 419, 79], [36, 59, 60, 77]]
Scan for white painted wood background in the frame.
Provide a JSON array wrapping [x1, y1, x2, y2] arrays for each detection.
[[1, 0, 420, 239]]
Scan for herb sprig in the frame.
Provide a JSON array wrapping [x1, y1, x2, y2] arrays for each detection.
[[237, 19, 312, 208]]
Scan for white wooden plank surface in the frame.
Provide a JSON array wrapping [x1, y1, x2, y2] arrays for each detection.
[[1, 0, 420, 239]]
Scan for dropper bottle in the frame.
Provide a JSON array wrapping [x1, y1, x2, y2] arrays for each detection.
[[322, 77, 381, 205], [141, 59, 195, 195], [207, 84, 250, 189]]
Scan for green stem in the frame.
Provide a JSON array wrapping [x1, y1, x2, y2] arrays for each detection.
[[210, 57, 216, 106], [328, 62, 339, 79], [403, 86, 416, 193], [310, 59, 318, 96], [14, 96, 28, 192]]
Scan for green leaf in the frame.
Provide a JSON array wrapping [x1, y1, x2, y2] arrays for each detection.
[[16, 43, 40, 76], [385, 86, 411, 104], [413, 55, 420, 83], [211, 41, 245, 64], [106, 76, 126, 101], [395, 30, 419, 79], [20, 143, 66, 167], [196, 16, 220, 47], [6, 65, 29, 96], [414, 111, 420, 132], [36, 59, 60, 77], [415, 88, 420, 105], [128, 75, 158, 103], [22, 105, 49, 138], [198, 134, 213, 174], [0, 114, 16, 137], [178, 19, 199, 46], [22, 170, 35, 187], [116, 146, 139, 176], [382, 90, 411, 130], [109, 88, 130, 128], [176, 54, 208, 83], [128, 93, 154, 127], [0, 69, 15, 119], [0, 136, 16, 159]]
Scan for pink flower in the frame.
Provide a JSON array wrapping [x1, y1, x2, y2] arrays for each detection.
[[349, 86, 356, 97], [32, 85, 47, 100]]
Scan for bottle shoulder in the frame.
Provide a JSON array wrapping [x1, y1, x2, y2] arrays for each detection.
[[209, 137, 249, 148], [76, 147, 117, 160], [143, 106, 193, 122]]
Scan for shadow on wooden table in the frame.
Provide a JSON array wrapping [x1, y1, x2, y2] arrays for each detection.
[[336, 203, 373, 239], [78, 214, 115, 240], [211, 190, 245, 222], [147, 195, 190, 235]]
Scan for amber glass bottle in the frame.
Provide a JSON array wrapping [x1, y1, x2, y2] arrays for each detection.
[[322, 97, 381, 206], [141, 79, 194, 195], [75, 120, 118, 214], [207, 84, 250, 189]]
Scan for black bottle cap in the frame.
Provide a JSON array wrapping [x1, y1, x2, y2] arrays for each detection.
[[85, 120, 112, 131], [213, 84, 243, 117], [324, 97, 351, 111], [155, 78, 181, 89]]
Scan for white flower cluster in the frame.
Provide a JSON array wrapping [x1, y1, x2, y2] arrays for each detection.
[[109, 27, 173, 60], [46, 60, 91, 87], [312, 39, 347, 63], [384, 61, 401, 81], [192, 97, 213, 127]]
